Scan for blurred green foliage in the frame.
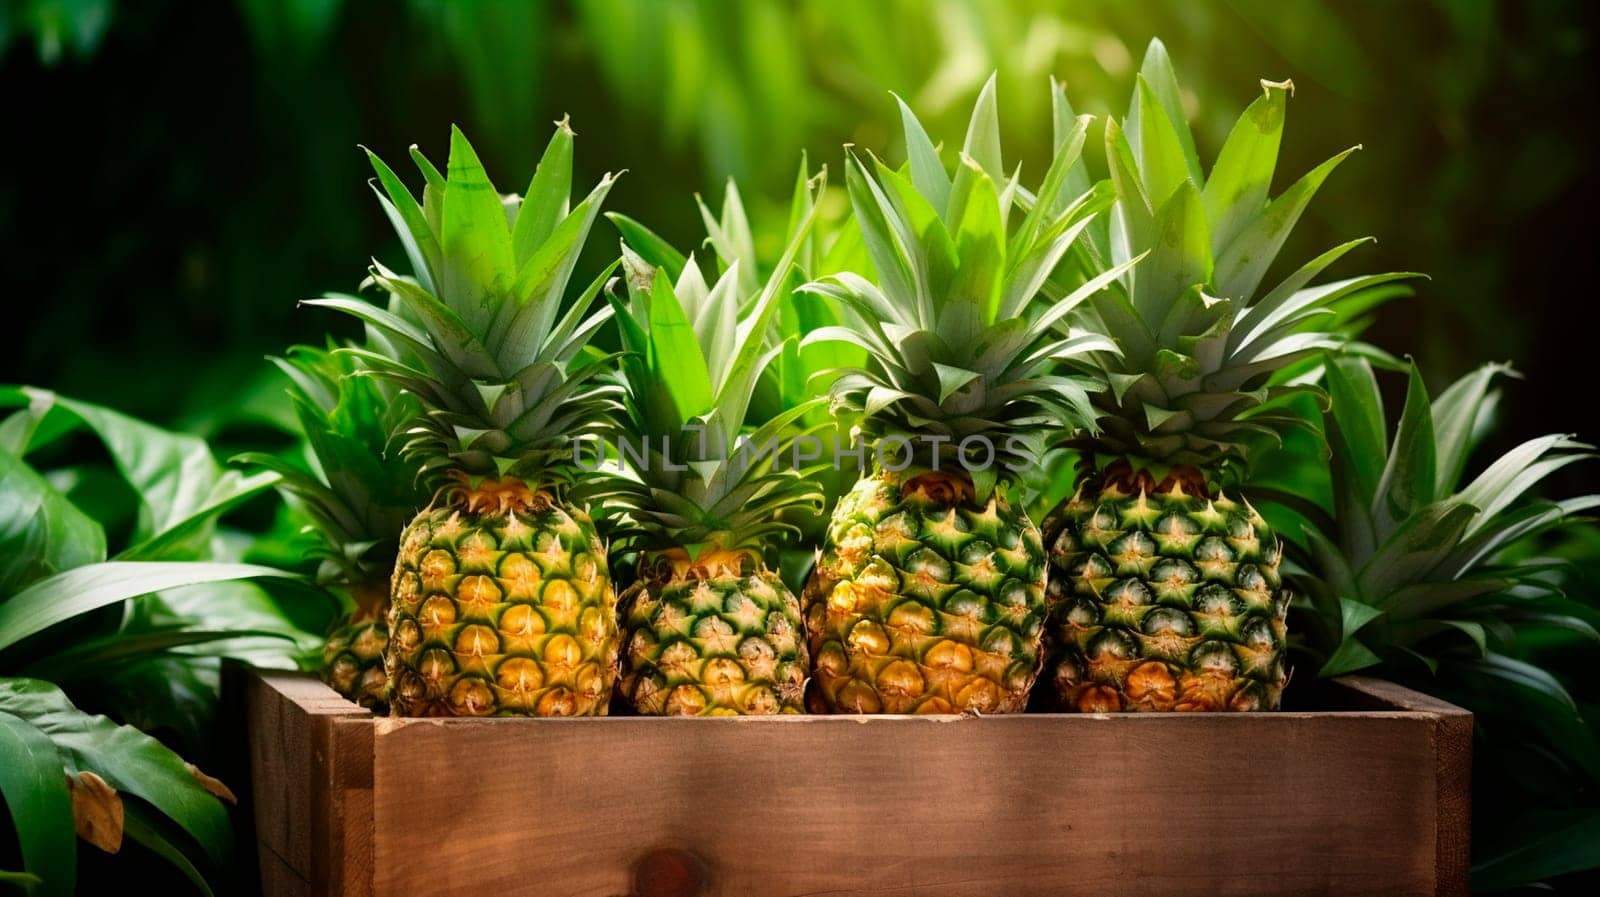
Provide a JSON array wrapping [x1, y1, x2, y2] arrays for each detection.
[[4, 0, 1596, 467], [3, 0, 1598, 893]]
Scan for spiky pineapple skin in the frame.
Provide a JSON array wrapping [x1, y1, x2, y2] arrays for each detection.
[[322, 616, 389, 710], [1042, 478, 1288, 712], [385, 492, 619, 716], [804, 470, 1049, 714], [619, 555, 807, 716]]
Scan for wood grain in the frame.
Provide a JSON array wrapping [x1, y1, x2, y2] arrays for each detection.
[[257, 839, 312, 897], [246, 671, 1471, 897], [371, 713, 1452, 896], [247, 671, 373, 896], [310, 716, 375, 897]]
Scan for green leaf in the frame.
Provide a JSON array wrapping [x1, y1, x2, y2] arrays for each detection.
[[1449, 653, 1596, 779], [647, 269, 715, 423], [1230, 271, 1418, 363], [865, 385, 918, 418], [1213, 146, 1357, 302], [1457, 434, 1592, 528], [365, 147, 441, 294], [932, 364, 980, 406], [1473, 811, 1600, 892], [1135, 180, 1212, 326], [511, 119, 574, 267], [783, 153, 821, 269], [1019, 111, 1093, 255], [1319, 630, 1383, 676], [122, 803, 218, 897], [1438, 619, 1487, 656], [0, 562, 297, 654], [0, 679, 232, 870], [1322, 357, 1387, 502], [1202, 79, 1290, 258], [708, 167, 825, 445], [1030, 253, 1147, 345], [1363, 502, 1478, 605], [696, 263, 742, 386], [843, 154, 922, 328], [1130, 73, 1194, 210], [1431, 362, 1513, 497], [408, 144, 447, 239], [1244, 238, 1373, 334], [607, 212, 687, 281], [0, 450, 105, 596], [0, 388, 277, 558], [1339, 596, 1383, 638], [408, 144, 446, 196], [1373, 365, 1439, 531], [1309, 581, 1385, 679], [297, 295, 442, 367], [22, 627, 295, 683], [1133, 39, 1202, 186], [895, 93, 950, 221], [953, 73, 1002, 186], [116, 471, 279, 562], [699, 179, 759, 297], [440, 126, 516, 331], [369, 263, 499, 379], [1103, 116, 1153, 267], [502, 173, 619, 367], [1048, 80, 1100, 252], [0, 709, 75, 897], [947, 159, 1005, 340], [540, 262, 620, 365], [877, 157, 955, 300]]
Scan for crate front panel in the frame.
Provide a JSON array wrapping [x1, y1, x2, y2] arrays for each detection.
[[368, 712, 1442, 897]]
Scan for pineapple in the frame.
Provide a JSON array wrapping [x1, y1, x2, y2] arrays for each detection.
[[239, 344, 425, 709], [800, 79, 1134, 714], [1042, 41, 1415, 712], [309, 121, 623, 716], [605, 176, 825, 713]]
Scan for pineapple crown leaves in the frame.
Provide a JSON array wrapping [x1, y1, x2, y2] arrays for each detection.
[[304, 121, 625, 486], [1062, 39, 1424, 478], [599, 176, 829, 556], [610, 155, 866, 428], [754, 157, 875, 429], [610, 155, 835, 286], [234, 344, 426, 586], [800, 75, 1133, 487], [1287, 355, 1599, 685]]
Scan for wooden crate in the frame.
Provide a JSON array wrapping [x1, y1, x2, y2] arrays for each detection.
[[242, 669, 1470, 897]]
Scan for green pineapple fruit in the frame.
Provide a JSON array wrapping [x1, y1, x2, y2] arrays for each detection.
[[240, 344, 425, 709], [1043, 41, 1416, 712], [604, 179, 825, 712], [801, 78, 1133, 713], [309, 121, 623, 716]]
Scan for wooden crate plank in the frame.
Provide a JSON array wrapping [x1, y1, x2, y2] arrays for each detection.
[[247, 671, 372, 887], [1330, 677, 1473, 716], [1433, 708, 1473, 897], [370, 712, 1447, 897], [311, 716, 376, 897], [1330, 675, 1474, 897], [257, 838, 312, 897], [246, 671, 310, 871]]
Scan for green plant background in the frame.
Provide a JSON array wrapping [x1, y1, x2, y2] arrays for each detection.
[[2, 0, 1597, 894]]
